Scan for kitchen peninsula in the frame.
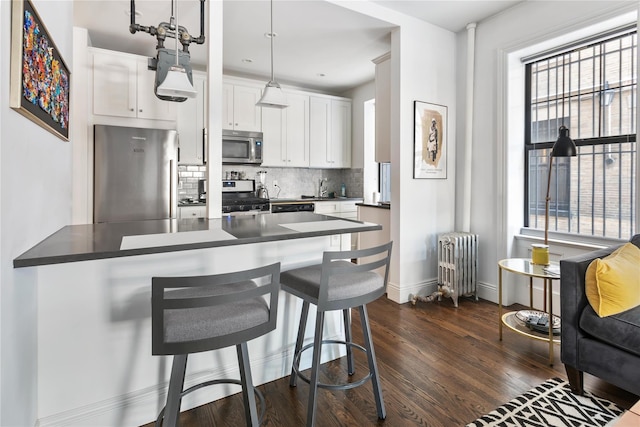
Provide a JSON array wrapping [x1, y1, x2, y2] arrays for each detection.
[[15, 213, 382, 427], [14, 212, 379, 267]]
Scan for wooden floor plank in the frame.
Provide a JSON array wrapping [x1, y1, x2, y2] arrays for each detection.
[[141, 297, 638, 426]]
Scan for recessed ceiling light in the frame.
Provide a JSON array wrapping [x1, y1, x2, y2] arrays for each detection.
[[242, 58, 253, 63]]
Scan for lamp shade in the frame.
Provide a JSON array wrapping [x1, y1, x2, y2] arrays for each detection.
[[256, 81, 288, 109], [551, 126, 577, 157], [157, 65, 197, 99]]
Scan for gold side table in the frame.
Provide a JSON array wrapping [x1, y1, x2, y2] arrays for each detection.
[[498, 258, 561, 365]]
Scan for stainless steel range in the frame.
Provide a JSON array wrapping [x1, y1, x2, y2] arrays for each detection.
[[222, 179, 270, 215]]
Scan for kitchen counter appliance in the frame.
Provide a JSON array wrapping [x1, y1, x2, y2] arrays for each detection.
[[222, 130, 263, 165], [94, 125, 178, 223], [222, 179, 270, 215]]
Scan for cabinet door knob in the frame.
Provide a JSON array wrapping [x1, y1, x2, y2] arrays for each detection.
[[139, 109, 143, 112], [130, 108, 134, 111]]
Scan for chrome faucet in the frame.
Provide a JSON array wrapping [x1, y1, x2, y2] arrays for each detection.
[[318, 178, 328, 198]]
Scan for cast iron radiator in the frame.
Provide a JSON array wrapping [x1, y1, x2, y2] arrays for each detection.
[[437, 232, 479, 307]]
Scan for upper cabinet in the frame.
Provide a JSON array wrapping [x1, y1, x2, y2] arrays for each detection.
[[177, 72, 207, 165], [91, 48, 176, 121], [222, 81, 262, 131], [309, 96, 352, 168], [373, 52, 391, 163], [262, 91, 310, 167]]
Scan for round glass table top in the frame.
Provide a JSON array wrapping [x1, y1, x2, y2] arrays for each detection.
[[498, 258, 560, 279]]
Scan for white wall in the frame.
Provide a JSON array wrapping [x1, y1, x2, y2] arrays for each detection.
[[390, 22, 457, 302], [0, 1, 73, 425], [334, 2, 457, 303], [457, 1, 638, 305]]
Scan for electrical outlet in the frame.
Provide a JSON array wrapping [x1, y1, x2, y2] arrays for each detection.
[[273, 180, 278, 187]]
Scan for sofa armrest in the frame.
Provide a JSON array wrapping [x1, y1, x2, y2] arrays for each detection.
[[560, 245, 621, 366]]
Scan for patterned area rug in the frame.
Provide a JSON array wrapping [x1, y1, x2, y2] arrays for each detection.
[[467, 377, 623, 427]]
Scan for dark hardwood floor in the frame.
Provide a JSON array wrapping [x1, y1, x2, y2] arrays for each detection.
[[142, 296, 638, 426]]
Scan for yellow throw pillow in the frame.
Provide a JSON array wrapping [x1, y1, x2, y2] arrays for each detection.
[[585, 243, 640, 318]]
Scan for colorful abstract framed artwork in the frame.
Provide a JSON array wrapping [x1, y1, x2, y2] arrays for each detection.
[[10, 0, 70, 141], [413, 101, 447, 179]]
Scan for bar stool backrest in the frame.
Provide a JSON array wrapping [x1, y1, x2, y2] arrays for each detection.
[[318, 241, 393, 311], [152, 262, 281, 356]]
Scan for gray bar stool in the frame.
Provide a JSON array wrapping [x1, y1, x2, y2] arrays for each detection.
[[281, 242, 393, 427], [151, 262, 281, 427]]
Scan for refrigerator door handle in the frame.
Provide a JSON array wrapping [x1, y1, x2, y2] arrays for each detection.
[[203, 128, 207, 165], [170, 159, 177, 219]]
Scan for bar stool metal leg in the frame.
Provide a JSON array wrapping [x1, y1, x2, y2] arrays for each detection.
[[343, 308, 355, 375], [306, 311, 325, 427], [290, 301, 310, 387], [237, 342, 259, 426], [164, 354, 188, 427], [359, 305, 386, 420]]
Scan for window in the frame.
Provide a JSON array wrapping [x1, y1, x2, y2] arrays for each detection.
[[525, 27, 637, 239], [379, 163, 391, 202]]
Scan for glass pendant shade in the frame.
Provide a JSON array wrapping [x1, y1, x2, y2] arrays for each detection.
[[551, 125, 577, 157], [257, 80, 288, 109], [157, 65, 197, 98]]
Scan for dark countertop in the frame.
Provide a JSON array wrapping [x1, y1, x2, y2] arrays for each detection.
[[357, 202, 391, 210], [13, 212, 381, 268]]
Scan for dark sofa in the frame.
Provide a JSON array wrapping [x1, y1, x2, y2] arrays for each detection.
[[560, 234, 640, 396]]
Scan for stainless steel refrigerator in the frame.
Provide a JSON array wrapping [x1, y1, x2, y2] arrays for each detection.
[[94, 125, 178, 223]]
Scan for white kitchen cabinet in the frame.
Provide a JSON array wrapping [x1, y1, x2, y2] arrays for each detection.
[[177, 72, 207, 165], [315, 200, 361, 250], [309, 96, 352, 168], [92, 48, 176, 121], [222, 82, 262, 131], [178, 206, 207, 219], [262, 91, 309, 167], [373, 52, 391, 163]]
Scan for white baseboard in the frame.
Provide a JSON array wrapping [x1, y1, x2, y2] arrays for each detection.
[[386, 279, 438, 304], [36, 333, 344, 427], [477, 280, 497, 304], [387, 279, 496, 306]]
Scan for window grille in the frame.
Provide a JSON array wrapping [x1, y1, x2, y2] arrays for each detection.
[[525, 28, 637, 239]]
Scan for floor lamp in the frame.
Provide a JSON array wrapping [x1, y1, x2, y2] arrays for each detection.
[[536, 125, 577, 264]]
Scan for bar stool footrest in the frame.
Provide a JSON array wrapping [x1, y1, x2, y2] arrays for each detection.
[[155, 379, 266, 426], [293, 339, 372, 391]]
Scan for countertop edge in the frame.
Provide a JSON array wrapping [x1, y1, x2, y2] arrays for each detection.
[[13, 215, 381, 268], [356, 202, 390, 210]]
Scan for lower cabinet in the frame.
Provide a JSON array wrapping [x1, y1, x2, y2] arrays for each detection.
[[178, 206, 207, 219], [315, 200, 360, 250]]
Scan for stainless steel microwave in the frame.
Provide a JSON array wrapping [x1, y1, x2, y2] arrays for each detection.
[[222, 130, 263, 165]]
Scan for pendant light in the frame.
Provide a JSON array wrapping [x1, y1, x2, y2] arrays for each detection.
[[157, 0, 197, 98], [256, 0, 288, 109]]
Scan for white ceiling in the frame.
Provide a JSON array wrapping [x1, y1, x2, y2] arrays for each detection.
[[74, 0, 523, 93]]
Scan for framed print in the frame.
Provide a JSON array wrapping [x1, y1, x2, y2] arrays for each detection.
[[10, 0, 70, 141], [414, 100, 447, 179]]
